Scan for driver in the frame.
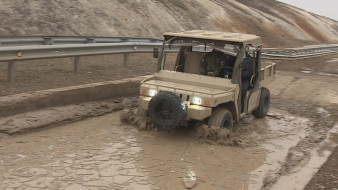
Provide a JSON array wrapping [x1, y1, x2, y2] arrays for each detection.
[[200, 50, 235, 79], [200, 50, 221, 76], [241, 53, 254, 111], [220, 55, 235, 79]]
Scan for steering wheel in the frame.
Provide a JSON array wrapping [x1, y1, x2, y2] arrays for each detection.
[[220, 66, 233, 78]]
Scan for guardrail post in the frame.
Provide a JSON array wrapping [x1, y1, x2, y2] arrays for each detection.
[[87, 38, 95, 44], [123, 53, 129, 67], [74, 56, 80, 73], [8, 61, 15, 82], [44, 37, 53, 45]]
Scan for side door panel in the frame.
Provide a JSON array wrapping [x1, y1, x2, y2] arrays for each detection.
[[248, 88, 260, 113]]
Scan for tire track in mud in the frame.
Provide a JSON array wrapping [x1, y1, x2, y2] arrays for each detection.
[[276, 76, 301, 96], [261, 99, 338, 190]]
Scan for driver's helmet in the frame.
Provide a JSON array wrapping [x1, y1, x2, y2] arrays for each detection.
[[219, 60, 225, 66]]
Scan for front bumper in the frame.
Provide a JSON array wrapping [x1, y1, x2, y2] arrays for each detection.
[[139, 96, 212, 121]]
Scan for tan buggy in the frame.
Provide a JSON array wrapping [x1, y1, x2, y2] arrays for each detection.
[[138, 30, 276, 130]]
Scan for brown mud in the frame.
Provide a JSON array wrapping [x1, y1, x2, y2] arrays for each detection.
[[0, 56, 337, 189], [304, 133, 338, 190], [120, 108, 267, 147], [195, 121, 266, 147], [118, 105, 313, 189], [120, 110, 154, 131], [0, 97, 138, 137], [1, 101, 332, 189], [0, 94, 336, 189], [261, 99, 338, 190]]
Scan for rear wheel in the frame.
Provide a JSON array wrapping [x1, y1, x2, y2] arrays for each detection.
[[252, 88, 270, 118], [208, 108, 233, 130]]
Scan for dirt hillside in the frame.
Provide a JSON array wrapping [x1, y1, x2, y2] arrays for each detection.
[[0, 0, 337, 47]]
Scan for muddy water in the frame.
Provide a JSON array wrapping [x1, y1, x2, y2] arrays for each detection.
[[135, 127, 266, 190], [0, 109, 311, 190]]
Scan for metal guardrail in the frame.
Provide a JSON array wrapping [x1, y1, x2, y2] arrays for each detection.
[[0, 36, 163, 47], [1, 42, 169, 81], [0, 36, 337, 81], [0, 42, 164, 62], [262, 51, 337, 60], [262, 45, 338, 60], [0, 36, 170, 81]]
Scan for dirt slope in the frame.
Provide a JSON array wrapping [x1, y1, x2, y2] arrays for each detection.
[[0, 0, 337, 47]]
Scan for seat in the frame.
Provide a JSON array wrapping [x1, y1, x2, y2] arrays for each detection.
[[183, 52, 205, 74]]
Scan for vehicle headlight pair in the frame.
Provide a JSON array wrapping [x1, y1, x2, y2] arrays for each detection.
[[142, 89, 208, 105]]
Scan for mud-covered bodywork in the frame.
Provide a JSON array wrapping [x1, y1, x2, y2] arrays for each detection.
[[139, 30, 275, 129], [139, 70, 239, 120]]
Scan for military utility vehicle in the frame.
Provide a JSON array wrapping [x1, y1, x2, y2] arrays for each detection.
[[138, 30, 276, 130]]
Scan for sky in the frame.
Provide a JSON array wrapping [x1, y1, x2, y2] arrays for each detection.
[[277, 0, 338, 21]]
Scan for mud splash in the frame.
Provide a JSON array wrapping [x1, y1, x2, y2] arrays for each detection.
[[120, 110, 154, 131], [120, 108, 267, 147], [195, 122, 265, 147]]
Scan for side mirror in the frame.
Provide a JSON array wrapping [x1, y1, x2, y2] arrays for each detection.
[[153, 48, 159, 58]]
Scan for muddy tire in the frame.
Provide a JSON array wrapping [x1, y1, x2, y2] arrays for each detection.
[[253, 88, 270, 118], [208, 108, 233, 130], [148, 91, 186, 130]]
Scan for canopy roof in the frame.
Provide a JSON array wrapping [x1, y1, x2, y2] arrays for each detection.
[[164, 30, 262, 46]]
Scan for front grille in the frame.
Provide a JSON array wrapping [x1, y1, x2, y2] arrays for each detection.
[[179, 93, 191, 102]]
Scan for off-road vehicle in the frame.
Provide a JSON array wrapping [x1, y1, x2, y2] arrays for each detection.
[[138, 30, 276, 130]]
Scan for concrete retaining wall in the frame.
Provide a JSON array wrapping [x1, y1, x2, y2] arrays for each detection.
[[0, 76, 147, 117]]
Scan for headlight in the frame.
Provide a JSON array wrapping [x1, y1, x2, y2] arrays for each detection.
[[149, 89, 157, 97], [192, 97, 202, 105]]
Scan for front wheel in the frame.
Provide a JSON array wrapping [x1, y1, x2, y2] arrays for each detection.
[[208, 108, 233, 130], [252, 88, 270, 118], [148, 91, 186, 130]]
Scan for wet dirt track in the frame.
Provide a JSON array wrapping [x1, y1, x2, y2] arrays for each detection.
[[0, 60, 338, 189], [0, 113, 151, 190], [0, 105, 332, 190]]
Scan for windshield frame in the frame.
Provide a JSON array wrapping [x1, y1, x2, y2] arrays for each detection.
[[159, 37, 241, 71]]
